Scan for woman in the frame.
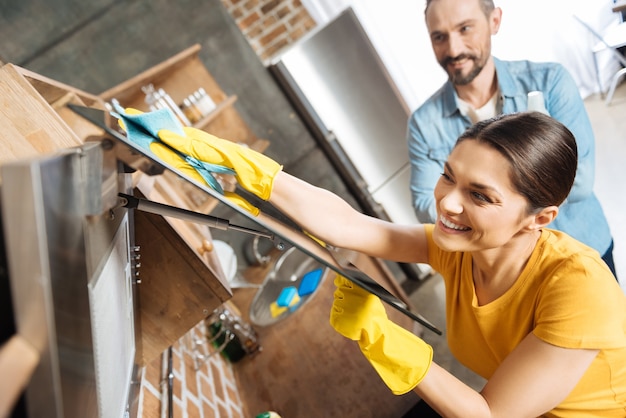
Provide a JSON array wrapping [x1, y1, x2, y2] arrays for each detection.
[[155, 111, 626, 417]]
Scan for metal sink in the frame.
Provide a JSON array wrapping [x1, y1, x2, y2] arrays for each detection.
[[249, 247, 328, 326]]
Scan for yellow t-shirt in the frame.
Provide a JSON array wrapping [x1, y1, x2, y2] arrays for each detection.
[[425, 225, 626, 417]]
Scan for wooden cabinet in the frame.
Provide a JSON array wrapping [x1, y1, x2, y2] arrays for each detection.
[[0, 45, 261, 364], [99, 44, 267, 150], [0, 64, 100, 162], [98, 44, 272, 363]]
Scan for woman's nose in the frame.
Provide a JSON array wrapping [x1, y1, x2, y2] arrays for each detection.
[[438, 189, 463, 215]]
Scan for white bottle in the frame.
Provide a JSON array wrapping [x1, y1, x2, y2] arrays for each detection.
[[527, 91, 550, 116], [195, 88, 216, 116], [157, 88, 191, 126]]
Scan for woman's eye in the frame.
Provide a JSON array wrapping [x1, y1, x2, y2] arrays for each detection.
[[440, 172, 452, 182], [471, 191, 490, 203]]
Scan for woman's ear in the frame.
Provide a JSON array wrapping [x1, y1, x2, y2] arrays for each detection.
[[525, 206, 559, 231]]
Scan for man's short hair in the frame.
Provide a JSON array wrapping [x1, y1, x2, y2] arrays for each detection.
[[424, 0, 495, 18]]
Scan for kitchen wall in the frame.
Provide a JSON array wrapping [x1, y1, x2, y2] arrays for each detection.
[[219, 0, 317, 62], [138, 319, 247, 418]]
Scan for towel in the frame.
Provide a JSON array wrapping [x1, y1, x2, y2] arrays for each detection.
[[110, 99, 235, 193]]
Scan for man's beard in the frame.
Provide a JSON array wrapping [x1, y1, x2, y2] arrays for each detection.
[[440, 53, 485, 86]]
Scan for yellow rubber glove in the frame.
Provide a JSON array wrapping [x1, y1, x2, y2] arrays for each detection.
[[116, 107, 264, 215], [330, 275, 433, 395], [145, 139, 262, 215], [158, 127, 282, 201]]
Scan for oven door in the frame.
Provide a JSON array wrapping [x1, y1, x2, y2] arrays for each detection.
[[1, 142, 140, 418]]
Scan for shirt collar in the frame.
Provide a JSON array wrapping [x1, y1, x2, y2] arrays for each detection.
[[442, 81, 460, 118], [493, 57, 515, 98]]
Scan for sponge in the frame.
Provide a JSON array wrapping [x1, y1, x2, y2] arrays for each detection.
[[298, 268, 323, 296], [269, 301, 288, 318], [277, 286, 300, 308]]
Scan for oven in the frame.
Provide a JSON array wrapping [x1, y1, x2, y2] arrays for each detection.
[[1, 142, 141, 418]]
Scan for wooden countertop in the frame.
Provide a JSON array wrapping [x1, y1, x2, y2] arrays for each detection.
[[229, 252, 421, 418]]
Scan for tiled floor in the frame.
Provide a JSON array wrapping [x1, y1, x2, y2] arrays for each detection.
[[404, 81, 626, 390]]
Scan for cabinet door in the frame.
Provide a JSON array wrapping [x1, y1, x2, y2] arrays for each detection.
[[133, 204, 231, 363]]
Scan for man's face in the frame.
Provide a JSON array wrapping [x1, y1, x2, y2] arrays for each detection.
[[425, 0, 499, 86]]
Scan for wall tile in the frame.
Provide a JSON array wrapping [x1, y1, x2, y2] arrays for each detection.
[[138, 319, 247, 418]]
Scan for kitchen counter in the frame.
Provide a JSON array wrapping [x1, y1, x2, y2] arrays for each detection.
[[229, 251, 421, 418]]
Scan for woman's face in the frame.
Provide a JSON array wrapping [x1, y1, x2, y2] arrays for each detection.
[[432, 139, 533, 252]]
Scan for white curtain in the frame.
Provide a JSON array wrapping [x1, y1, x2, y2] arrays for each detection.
[[299, 0, 621, 107]]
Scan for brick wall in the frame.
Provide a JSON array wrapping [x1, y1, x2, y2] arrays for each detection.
[[138, 318, 247, 418], [220, 0, 317, 62]]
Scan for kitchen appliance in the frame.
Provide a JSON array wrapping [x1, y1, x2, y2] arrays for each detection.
[[268, 7, 412, 224], [267, 7, 430, 279], [68, 103, 441, 335], [1, 142, 141, 418]]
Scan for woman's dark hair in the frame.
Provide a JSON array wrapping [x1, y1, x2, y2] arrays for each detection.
[[455, 112, 578, 212]]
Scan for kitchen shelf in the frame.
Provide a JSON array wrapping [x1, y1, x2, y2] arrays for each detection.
[[0, 64, 97, 163], [101, 44, 269, 219], [98, 45, 275, 361], [194, 94, 238, 130], [99, 44, 266, 149]]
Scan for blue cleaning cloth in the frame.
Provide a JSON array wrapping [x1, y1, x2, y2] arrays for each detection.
[[110, 99, 235, 193]]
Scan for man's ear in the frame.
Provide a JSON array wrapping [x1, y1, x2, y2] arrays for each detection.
[[525, 206, 559, 231], [490, 7, 503, 35]]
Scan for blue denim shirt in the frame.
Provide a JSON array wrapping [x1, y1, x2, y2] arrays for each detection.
[[407, 57, 612, 254]]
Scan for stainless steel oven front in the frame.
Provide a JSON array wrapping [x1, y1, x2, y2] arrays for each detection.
[[1, 142, 141, 418]]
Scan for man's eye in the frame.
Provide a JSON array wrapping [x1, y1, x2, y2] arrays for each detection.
[[431, 34, 445, 43]]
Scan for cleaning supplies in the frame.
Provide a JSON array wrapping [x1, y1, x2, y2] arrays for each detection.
[[298, 268, 323, 297], [269, 268, 324, 318], [249, 248, 329, 326], [527, 91, 549, 115]]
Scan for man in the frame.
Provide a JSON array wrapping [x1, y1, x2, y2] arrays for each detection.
[[407, 0, 617, 276]]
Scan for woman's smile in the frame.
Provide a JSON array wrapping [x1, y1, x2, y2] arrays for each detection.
[[439, 215, 471, 232]]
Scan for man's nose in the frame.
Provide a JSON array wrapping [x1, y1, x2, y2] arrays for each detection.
[[447, 33, 465, 59]]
